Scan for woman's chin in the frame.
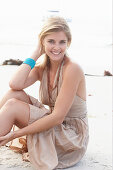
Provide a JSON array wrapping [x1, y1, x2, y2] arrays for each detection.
[[49, 54, 64, 62]]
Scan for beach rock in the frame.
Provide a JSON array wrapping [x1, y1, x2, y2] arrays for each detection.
[[104, 70, 113, 76], [2, 59, 23, 66], [88, 94, 93, 96]]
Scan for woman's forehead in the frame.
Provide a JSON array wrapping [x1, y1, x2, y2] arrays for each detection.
[[45, 31, 67, 40]]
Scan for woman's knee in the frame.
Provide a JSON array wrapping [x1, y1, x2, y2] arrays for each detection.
[[11, 89, 32, 104], [1, 98, 18, 123], [7, 89, 26, 100], [4, 98, 18, 109], [4, 89, 32, 104]]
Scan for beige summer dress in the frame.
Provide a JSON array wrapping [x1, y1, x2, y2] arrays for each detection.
[[26, 61, 89, 170]]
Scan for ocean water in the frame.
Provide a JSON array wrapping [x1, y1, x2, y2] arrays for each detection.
[[0, 0, 112, 75]]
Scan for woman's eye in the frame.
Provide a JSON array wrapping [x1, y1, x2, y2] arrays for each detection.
[[47, 40, 66, 44], [60, 41, 66, 44], [48, 40, 54, 43]]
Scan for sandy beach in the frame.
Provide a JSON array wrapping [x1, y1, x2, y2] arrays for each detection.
[[0, 65, 112, 170]]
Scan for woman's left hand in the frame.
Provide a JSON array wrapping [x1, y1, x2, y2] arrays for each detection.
[[0, 132, 15, 147]]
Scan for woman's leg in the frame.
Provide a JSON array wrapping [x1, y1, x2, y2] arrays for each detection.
[[0, 89, 33, 137], [0, 89, 32, 109], [0, 98, 30, 137]]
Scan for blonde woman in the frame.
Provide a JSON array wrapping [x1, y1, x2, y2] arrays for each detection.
[[0, 17, 89, 170]]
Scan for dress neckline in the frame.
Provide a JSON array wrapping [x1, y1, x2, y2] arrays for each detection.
[[47, 59, 64, 92], [47, 59, 64, 110]]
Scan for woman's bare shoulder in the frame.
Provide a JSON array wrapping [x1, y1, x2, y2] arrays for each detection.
[[63, 57, 84, 79], [63, 57, 86, 100]]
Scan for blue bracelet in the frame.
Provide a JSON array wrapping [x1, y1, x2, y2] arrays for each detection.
[[23, 58, 36, 69]]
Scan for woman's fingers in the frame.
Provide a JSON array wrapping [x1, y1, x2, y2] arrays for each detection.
[[0, 134, 11, 146], [0, 132, 14, 142], [0, 139, 9, 147], [0, 135, 7, 141], [37, 39, 45, 56], [0, 133, 14, 146]]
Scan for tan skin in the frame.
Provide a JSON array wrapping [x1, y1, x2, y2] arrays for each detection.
[[0, 31, 86, 146]]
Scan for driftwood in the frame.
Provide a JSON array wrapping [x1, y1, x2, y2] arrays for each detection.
[[2, 59, 23, 66]]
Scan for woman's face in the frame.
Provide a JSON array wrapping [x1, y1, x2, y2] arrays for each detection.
[[43, 31, 68, 61]]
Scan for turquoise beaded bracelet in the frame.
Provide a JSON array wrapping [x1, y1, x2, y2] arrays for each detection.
[[23, 58, 36, 69]]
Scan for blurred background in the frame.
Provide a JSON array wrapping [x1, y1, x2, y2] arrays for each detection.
[[0, 0, 112, 75], [0, 2, 112, 168]]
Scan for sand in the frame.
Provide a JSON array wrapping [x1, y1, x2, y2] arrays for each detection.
[[0, 117, 112, 170], [0, 66, 112, 170]]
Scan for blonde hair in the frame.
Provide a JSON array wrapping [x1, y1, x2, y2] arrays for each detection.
[[37, 16, 72, 68]]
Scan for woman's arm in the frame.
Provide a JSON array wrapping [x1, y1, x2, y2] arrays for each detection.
[[9, 44, 43, 90], [51, 63, 84, 121]]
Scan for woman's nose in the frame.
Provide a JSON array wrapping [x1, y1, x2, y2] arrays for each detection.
[[53, 44, 60, 50]]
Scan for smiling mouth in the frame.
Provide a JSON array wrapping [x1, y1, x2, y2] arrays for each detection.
[[51, 51, 61, 55]]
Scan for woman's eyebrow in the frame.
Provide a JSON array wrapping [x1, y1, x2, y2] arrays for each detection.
[[47, 39, 54, 41], [60, 40, 67, 42], [47, 39, 67, 41]]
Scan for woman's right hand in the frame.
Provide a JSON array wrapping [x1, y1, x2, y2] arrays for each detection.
[[37, 40, 45, 57], [31, 40, 45, 61], [0, 132, 15, 147]]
